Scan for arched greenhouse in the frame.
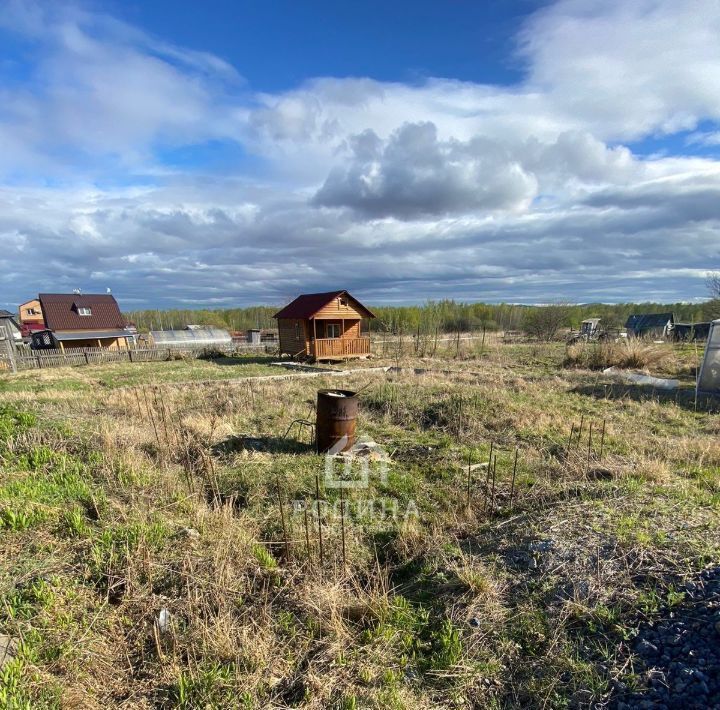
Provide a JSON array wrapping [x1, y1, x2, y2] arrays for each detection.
[[148, 328, 233, 350]]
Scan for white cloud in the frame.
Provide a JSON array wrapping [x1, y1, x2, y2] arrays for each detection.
[[519, 0, 720, 140], [686, 131, 720, 147], [313, 122, 538, 218], [0, 0, 244, 177], [1, 0, 720, 308]]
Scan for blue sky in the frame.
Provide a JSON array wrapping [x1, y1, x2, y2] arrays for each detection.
[[0, 0, 719, 310], [113, 0, 532, 91]]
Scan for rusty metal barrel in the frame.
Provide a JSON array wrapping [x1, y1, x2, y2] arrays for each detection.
[[315, 389, 358, 453]]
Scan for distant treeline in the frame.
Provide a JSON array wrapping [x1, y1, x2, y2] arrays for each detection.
[[124, 307, 277, 333], [124, 299, 716, 334]]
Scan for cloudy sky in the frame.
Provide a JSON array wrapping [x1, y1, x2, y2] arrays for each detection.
[[1, 0, 719, 310]]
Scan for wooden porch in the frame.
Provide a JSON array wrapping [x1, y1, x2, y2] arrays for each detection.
[[312, 336, 371, 359]]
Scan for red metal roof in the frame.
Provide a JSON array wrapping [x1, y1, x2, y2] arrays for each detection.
[[39, 293, 126, 332], [20, 323, 46, 337], [273, 290, 375, 320]]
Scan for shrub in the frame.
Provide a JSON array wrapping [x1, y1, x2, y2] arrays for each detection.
[[197, 348, 227, 360], [522, 304, 571, 341]]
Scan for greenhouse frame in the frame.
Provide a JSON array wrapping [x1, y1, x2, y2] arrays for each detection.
[[697, 319, 720, 397]]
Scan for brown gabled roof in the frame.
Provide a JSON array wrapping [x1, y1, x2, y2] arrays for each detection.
[[39, 293, 126, 332], [273, 290, 375, 320]]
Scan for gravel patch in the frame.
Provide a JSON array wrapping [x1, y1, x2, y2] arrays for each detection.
[[615, 565, 720, 710]]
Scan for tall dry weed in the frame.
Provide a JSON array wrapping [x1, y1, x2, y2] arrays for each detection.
[[564, 339, 674, 371]]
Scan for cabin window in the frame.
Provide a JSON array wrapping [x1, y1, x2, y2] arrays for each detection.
[[27, 307, 38, 315], [77, 307, 92, 316], [295, 322, 300, 340], [339, 297, 348, 307], [326, 323, 340, 339]]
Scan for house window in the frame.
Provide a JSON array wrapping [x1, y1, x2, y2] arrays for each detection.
[[27, 308, 38, 315], [295, 322, 300, 340], [77, 307, 92, 316], [326, 323, 340, 339], [339, 297, 348, 307]]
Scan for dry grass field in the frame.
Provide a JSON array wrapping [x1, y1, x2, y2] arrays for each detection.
[[0, 339, 718, 708]]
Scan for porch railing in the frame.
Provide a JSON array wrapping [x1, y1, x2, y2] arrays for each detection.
[[312, 337, 370, 358]]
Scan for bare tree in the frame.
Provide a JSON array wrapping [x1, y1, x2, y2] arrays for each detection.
[[522, 303, 572, 341], [705, 272, 720, 320], [708, 272, 720, 298]]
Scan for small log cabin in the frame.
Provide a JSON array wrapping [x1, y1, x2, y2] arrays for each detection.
[[274, 290, 375, 360]]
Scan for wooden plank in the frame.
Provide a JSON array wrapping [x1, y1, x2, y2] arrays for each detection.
[[313, 294, 371, 319]]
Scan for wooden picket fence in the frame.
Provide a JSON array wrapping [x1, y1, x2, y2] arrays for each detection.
[[0, 343, 275, 372]]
